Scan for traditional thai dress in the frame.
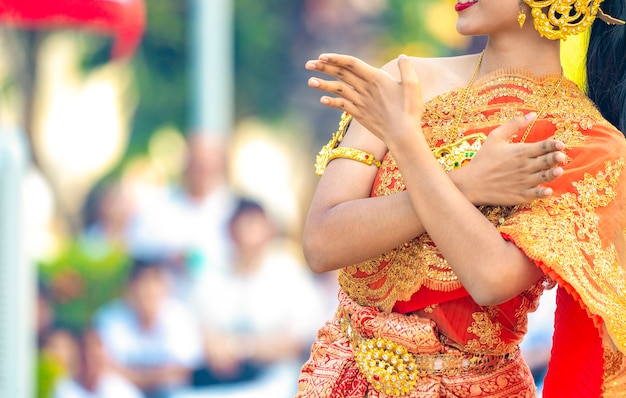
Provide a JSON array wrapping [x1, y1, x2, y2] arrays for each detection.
[[296, 70, 626, 397]]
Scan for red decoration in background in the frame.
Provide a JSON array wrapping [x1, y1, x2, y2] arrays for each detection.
[[0, 0, 146, 59]]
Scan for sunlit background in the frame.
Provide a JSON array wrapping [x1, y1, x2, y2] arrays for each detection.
[[0, 1, 533, 398]]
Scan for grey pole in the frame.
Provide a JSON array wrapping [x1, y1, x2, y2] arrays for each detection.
[[0, 127, 33, 398], [189, 0, 234, 136]]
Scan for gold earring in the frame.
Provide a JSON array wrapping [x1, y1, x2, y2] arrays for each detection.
[[523, 0, 604, 40], [518, 3, 526, 29]]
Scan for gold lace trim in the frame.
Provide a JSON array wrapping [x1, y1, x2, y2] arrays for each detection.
[[423, 72, 611, 146]]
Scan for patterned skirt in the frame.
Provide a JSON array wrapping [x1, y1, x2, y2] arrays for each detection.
[[296, 290, 536, 398]]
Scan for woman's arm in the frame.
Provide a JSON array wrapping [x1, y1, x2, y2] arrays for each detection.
[[303, 117, 421, 273], [304, 54, 549, 305], [304, 58, 565, 275]]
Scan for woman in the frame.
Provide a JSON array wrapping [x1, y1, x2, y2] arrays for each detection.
[[297, 0, 626, 397]]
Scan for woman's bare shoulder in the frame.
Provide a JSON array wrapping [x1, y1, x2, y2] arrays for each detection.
[[381, 53, 482, 102]]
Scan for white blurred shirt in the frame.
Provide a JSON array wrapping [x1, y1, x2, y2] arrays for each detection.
[[53, 373, 144, 398], [93, 298, 203, 370], [126, 186, 237, 276], [192, 242, 326, 342]]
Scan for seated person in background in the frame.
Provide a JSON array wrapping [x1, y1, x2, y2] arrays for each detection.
[[188, 198, 326, 397], [93, 257, 203, 398], [53, 329, 144, 398], [39, 327, 81, 398]]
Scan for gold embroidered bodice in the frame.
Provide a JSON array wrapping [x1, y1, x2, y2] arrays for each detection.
[[338, 70, 612, 313]]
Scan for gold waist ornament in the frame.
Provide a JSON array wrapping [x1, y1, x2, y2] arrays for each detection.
[[337, 308, 518, 397]]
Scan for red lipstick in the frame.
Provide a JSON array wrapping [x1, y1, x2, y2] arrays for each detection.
[[455, 1, 477, 12]]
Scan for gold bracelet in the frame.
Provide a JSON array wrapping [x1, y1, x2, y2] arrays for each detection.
[[314, 112, 382, 177]]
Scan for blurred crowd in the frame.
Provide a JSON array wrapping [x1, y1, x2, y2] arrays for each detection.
[[31, 3, 403, 396], [36, 132, 337, 398]]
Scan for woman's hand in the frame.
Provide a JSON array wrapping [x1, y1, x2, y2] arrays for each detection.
[[453, 114, 566, 206], [305, 53, 423, 147]]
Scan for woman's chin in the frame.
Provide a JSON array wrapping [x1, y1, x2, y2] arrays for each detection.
[[455, 21, 481, 37]]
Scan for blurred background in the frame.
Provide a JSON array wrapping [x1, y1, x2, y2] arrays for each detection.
[[0, 1, 552, 398]]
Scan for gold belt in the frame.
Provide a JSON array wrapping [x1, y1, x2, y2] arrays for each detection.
[[337, 308, 517, 397]]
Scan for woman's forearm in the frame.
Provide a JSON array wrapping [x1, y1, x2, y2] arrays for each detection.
[[388, 131, 543, 305], [303, 167, 485, 273], [303, 190, 423, 273]]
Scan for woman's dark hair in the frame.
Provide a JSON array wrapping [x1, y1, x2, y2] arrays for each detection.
[[586, 0, 626, 135]]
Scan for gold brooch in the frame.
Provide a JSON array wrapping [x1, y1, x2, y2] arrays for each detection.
[[432, 133, 487, 172]]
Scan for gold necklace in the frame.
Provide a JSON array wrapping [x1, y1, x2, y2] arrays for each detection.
[[452, 51, 564, 143], [518, 73, 564, 143], [452, 51, 484, 137]]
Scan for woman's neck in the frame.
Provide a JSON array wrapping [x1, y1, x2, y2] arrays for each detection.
[[480, 34, 562, 77]]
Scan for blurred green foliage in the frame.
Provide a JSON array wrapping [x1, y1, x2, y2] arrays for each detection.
[[120, 0, 190, 157], [38, 239, 130, 333], [36, 352, 66, 398]]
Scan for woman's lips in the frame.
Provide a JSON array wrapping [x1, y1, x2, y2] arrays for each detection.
[[455, 1, 478, 12]]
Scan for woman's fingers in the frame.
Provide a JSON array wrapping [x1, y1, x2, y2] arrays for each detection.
[[488, 114, 535, 142], [305, 53, 380, 91], [307, 77, 361, 106], [305, 53, 395, 117], [520, 139, 566, 160], [532, 165, 564, 184], [305, 54, 372, 114], [532, 186, 554, 199], [488, 114, 567, 172], [533, 150, 566, 169], [317, 53, 375, 78], [305, 58, 365, 89], [307, 78, 361, 114], [397, 54, 423, 115], [467, 114, 569, 205]]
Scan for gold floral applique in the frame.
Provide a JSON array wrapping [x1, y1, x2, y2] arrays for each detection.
[[374, 154, 405, 197], [465, 310, 517, 355], [514, 277, 555, 333], [423, 304, 438, 314], [339, 234, 461, 312], [553, 119, 588, 148], [462, 278, 548, 355]]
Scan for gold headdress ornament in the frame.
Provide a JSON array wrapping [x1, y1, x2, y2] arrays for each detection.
[[556, 1, 624, 92], [523, 0, 624, 41]]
